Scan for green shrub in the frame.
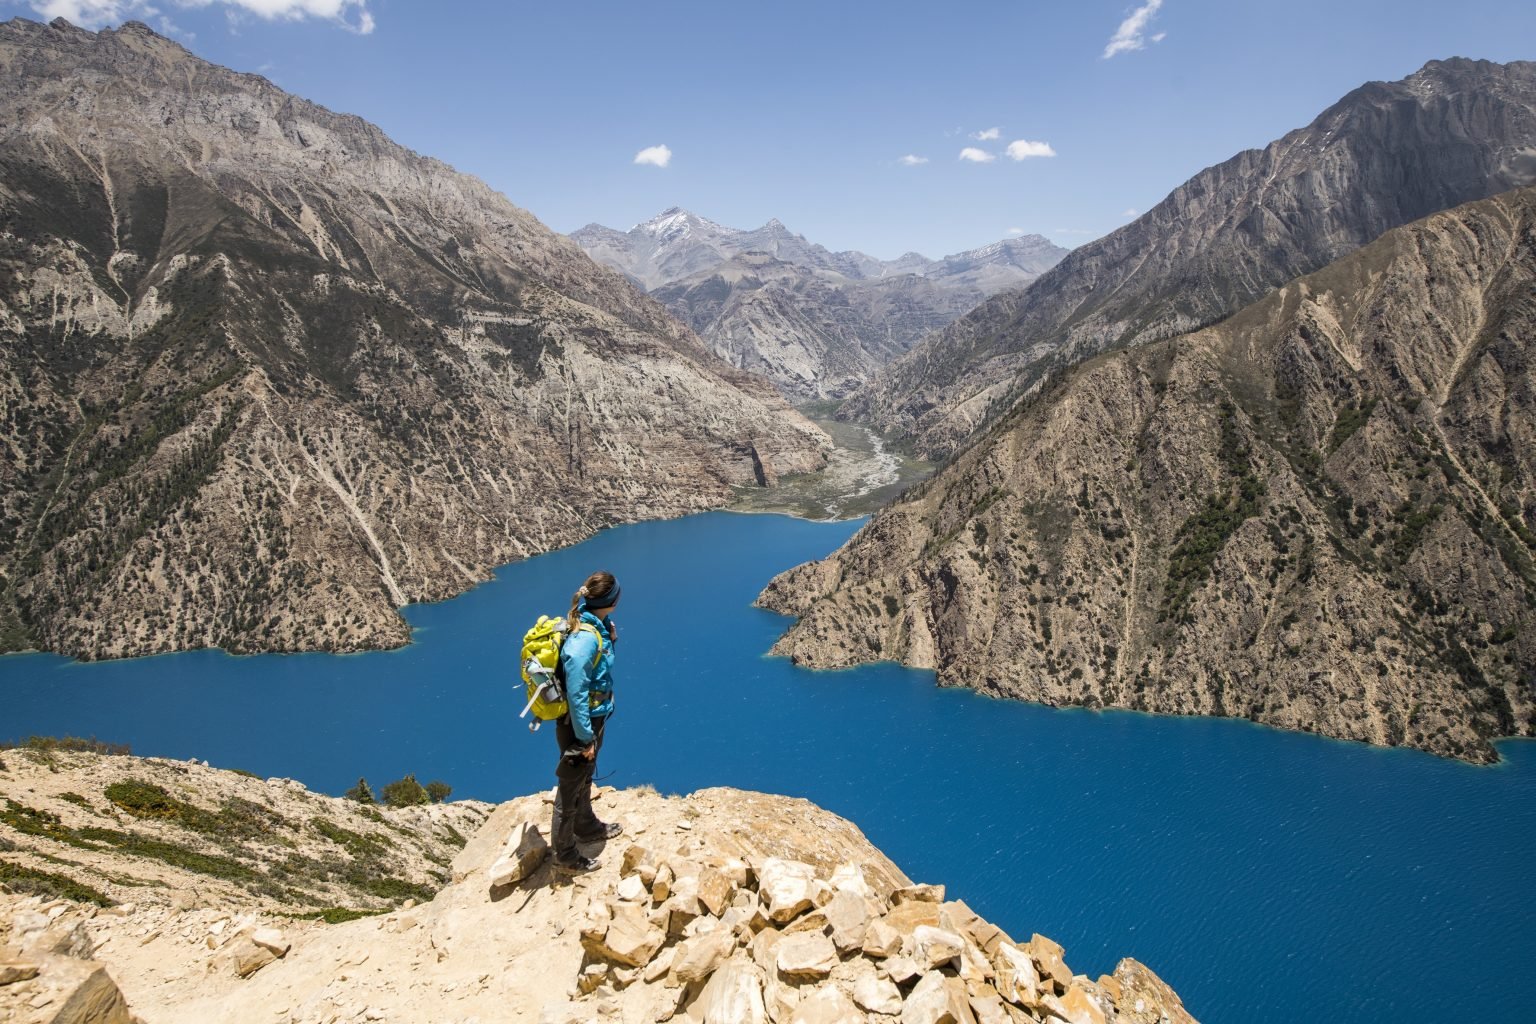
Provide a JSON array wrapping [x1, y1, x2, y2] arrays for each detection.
[[343, 778, 376, 804], [0, 862, 114, 907], [425, 781, 452, 804], [380, 775, 429, 808]]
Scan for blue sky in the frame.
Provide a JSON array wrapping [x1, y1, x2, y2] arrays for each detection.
[[6, 0, 1536, 258]]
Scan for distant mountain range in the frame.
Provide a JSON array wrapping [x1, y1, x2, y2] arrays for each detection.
[[0, 18, 828, 659], [572, 211, 1067, 399], [844, 57, 1536, 458]]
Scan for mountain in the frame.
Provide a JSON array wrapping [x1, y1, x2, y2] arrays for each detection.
[[760, 185, 1536, 764], [0, 17, 828, 660], [0, 748, 1199, 1024], [844, 58, 1536, 459], [574, 211, 1068, 399]]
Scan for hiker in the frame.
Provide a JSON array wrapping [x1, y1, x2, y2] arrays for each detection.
[[551, 570, 624, 873]]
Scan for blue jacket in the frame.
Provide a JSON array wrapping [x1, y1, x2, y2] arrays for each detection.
[[560, 611, 615, 745]]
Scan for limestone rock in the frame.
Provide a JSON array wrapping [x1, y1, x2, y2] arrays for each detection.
[[230, 936, 277, 979], [581, 904, 666, 969], [991, 945, 1041, 1009], [698, 866, 735, 917], [853, 975, 903, 1015], [1024, 935, 1071, 993], [1109, 958, 1200, 1024], [250, 928, 290, 957], [757, 859, 818, 924], [821, 891, 871, 954], [901, 970, 973, 1024], [891, 884, 944, 906], [1057, 983, 1109, 1024], [673, 928, 737, 984], [13, 956, 133, 1024], [913, 925, 965, 969], [787, 985, 862, 1024], [861, 919, 902, 959], [773, 932, 838, 980], [695, 961, 769, 1024], [489, 821, 549, 888], [0, 960, 40, 985]]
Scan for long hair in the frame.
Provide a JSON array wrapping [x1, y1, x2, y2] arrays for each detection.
[[569, 570, 618, 624]]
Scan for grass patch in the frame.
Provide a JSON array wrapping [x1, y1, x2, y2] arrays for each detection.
[[287, 907, 389, 925], [0, 861, 114, 906]]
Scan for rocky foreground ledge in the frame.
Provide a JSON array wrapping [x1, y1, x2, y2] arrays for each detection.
[[0, 752, 1196, 1023]]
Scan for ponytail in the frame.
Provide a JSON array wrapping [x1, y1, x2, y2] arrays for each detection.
[[569, 571, 618, 624]]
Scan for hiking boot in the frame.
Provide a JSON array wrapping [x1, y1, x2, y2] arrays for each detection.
[[553, 854, 601, 874], [576, 821, 623, 842]]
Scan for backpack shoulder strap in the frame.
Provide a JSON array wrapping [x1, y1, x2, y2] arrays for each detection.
[[572, 621, 605, 667]]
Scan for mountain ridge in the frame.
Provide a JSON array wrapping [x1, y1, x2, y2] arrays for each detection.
[[760, 184, 1536, 764], [841, 56, 1536, 459], [0, 17, 828, 659]]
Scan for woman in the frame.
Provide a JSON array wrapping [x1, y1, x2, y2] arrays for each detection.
[[552, 570, 624, 873]]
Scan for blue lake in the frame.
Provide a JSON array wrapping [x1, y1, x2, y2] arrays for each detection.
[[3, 510, 1535, 1024]]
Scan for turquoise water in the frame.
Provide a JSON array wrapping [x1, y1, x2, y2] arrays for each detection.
[[4, 510, 1535, 1023]]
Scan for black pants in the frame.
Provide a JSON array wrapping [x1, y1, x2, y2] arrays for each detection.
[[552, 713, 607, 861]]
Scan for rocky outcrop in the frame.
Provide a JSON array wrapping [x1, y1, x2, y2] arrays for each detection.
[[760, 186, 1536, 764], [0, 18, 828, 659], [845, 57, 1536, 459], [575, 211, 1067, 400], [0, 754, 1199, 1023]]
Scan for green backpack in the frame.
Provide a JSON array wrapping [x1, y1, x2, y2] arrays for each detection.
[[518, 615, 604, 732]]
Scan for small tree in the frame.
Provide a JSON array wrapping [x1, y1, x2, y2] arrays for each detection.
[[344, 777, 376, 804], [380, 774, 429, 808], [425, 780, 452, 804]]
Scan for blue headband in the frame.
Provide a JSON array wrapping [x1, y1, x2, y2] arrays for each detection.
[[581, 581, 620, 611]]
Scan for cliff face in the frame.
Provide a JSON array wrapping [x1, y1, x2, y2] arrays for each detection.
[[0, 750, 1198, 1024], [845, 58, 1536, 459], [0, 18, 828, 659], [651, 252, 989, 400], [761, 187, 1536, 764]]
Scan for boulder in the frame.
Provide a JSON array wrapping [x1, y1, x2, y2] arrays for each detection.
[[616, 874, 649, 903], [782, 910, 830, 937], [853, 975, 904, 1015], [1057, 983, 1109, 1024], [230, 936, 277, 979], [891, 883, 945, 906], [788, 986, 862, 1024], [885, 900, 943, 944], [643, 946, 676, 984], [14, 956, 133, 1024], [698, 866, 735, 917], [901, 970, 973, 1024], [757, 859, 817, 924], [862, 919, 902, 958], [1024, 935, 1072, 993], [750, 928, 784, 974], [0, 961, 41, 985], [1108, 959, 1199, 1024], [821, 891, 871, 954], [695, 961, 768, 1024], [653, 862, 675, 903], [991, 944, 1041, 1008], [913, 925, 965, 969], [581, 904, 665, 968], [882, 953, 922, 985], [251, 928, 291, 957], [830, 862, 875, 901], [673, 928, 737, 984], [489, 821, 549, 888], [941, 901, 1010, 956], [621, 844, 660, 886], [968, 989, 1010, 1024], [773, 932, 838, 980]]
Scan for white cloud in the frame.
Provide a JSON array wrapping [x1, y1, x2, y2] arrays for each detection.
[[1006, 139, 1057, 160], [898, 154, 929, 166], [958, 147, 995, 163], [973, 127, 1001, 141], [1123, 208, 1140, 217], [1006, 227, 1025, 237], [634, 144, 672, 168], [1103, 0, 1165, 59], [33, 0, 375, 33]]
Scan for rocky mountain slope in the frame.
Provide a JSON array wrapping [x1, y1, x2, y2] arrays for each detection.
[[0, 17, 829, 660], [0, 749, 1198, 1023], [760, 186, 1536, 764], [845, 57, 1536, 459], [574, 211, 1067, 399]]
